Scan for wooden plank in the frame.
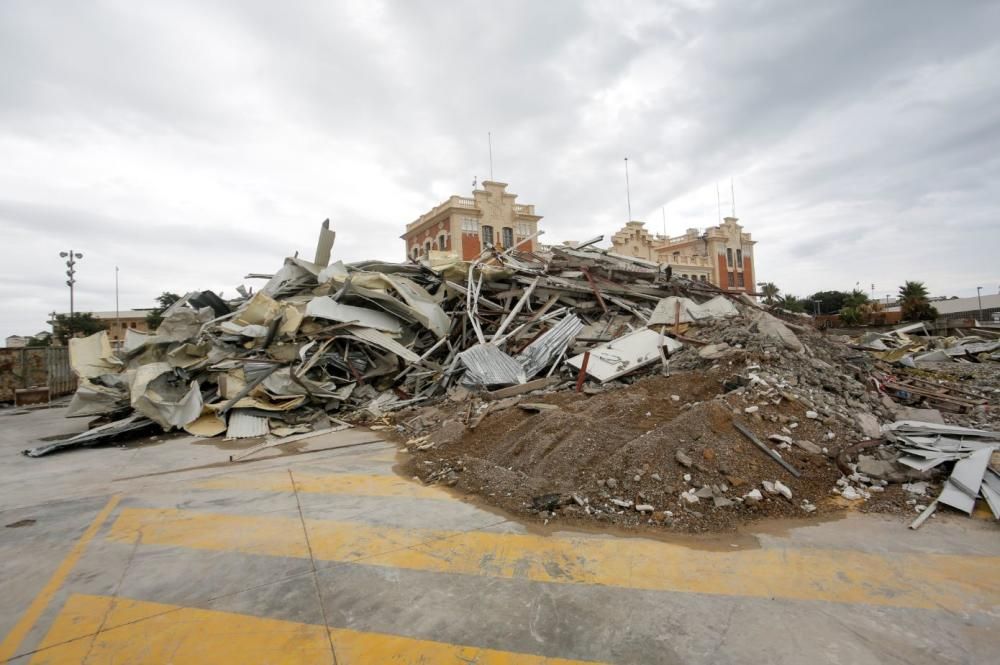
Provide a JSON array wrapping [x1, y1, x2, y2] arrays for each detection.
[[485, 377, 560, 400]]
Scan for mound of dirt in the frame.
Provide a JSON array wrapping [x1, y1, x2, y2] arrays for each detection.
[[396, 371, 910, 533]]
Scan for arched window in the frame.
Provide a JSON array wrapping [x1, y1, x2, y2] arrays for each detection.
[[411, 246, 419, 260], [424, 240, 432, 255], [481, 225, 494, 248], [439, 234, 447, 251]]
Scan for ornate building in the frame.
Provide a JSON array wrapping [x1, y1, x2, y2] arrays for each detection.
[[402, 181, 542, 261], [610, 217, 756, 292]]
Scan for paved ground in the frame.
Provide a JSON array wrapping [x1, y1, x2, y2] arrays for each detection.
[[0, 404, 997, 664]]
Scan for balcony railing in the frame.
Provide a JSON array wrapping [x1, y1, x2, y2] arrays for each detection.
[[452, 196, 477, 209], [660, 254, 711, 267], [513, 204, 535, 214]]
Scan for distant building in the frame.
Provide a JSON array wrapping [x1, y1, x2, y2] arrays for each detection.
[[50, 310, 153, 344], [611, 217, 756, 293], [886, 293, 1000, 323], [5, 335, 26, 348], [402, 181, 542, 261]]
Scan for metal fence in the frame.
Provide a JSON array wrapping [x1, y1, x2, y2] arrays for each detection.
[[0, 347, 76, 402]]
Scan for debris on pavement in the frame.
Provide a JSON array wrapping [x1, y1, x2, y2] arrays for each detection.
[[27, 220, 1000, 535]]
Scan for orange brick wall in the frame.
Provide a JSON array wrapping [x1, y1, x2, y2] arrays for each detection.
[[716, 254, 729, 288], [461, 233, 480, 260]]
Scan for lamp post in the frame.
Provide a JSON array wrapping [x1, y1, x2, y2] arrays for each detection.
[[977, 286, 983, 322], [59, 250, 83, 320]]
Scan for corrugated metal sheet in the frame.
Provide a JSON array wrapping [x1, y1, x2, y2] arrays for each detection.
[[516, 315, 584, 378], [458, 343, 527, 386], [226, 410, 270, 439]]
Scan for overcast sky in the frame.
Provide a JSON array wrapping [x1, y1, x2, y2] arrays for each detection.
[[2, 0, 999, 338]]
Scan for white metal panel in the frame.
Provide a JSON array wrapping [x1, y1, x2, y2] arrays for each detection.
[[226, 410, 270, 439], [306, 297, 403, 333], [566, 328, 682, 382]]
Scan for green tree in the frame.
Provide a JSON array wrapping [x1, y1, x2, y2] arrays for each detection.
[[759, 282, 780, 306], [839, 306, 863, 326], [842, 289, 870, 309], [52, 313, 107, 344], [145, 292, 182, 329], [808, 290, 852, 315], [898, 281, 937, 321], [776, 294, 805, 313]]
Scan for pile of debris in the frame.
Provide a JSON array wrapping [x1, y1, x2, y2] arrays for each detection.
[[26, 225, 755, 456], [847, 323, 1000, 431], [882, 420, 1000, 526], [28, 221, 998, 534], [855, 322, 1000, 366]]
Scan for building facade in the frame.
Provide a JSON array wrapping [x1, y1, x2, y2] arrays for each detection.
[[50, 311, 152, 345], [402, 181, 542, 261], [5, 335, 26, 348], [611, 217, 756, 293]]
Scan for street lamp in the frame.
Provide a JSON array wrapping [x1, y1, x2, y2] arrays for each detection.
[[977, 286, 983, 322], [59, 250, 83, 320]]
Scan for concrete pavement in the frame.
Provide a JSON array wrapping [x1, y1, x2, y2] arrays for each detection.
[[1, 404, 997, 664]]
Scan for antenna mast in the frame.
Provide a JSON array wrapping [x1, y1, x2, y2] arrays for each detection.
[[488, 132, 494, 181], [716, 183, 722, 223], [624, 157, 632, 222], [731, 177, 736, 217], [661, 206, 666, 237]]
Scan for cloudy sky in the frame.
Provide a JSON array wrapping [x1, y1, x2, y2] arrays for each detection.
[[2, 0, 999, 337]]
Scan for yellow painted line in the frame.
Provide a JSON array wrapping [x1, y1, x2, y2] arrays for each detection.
[[194, 471, 450, 499], [106, 507, 1000, 612], [0, 495, 121, 663], [29, 593, 604, 664]]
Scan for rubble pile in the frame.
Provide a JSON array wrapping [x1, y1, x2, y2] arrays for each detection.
[[28, 221, 998, 534], [26, 225, 745, 456], [851, 324, 1000, 430], [855, 323, 1000, 366], [395, 298, 938, 531]]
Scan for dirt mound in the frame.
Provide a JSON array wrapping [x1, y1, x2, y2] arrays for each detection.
[[396, 371, 905, 533]]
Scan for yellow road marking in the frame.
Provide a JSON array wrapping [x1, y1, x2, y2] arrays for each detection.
[[29, 594, 604, 664], [0, 495, 121, 663], [106, 507, 1000, 612], [195, 471, 449, 499]]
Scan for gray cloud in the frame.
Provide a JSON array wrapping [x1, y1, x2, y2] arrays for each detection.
[[2, 0, 999, 338]]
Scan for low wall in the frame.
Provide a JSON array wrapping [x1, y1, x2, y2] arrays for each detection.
[[0, 347, 76, 403]]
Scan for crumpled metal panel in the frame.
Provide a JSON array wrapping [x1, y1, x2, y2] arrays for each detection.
[[516, 315, 584, 378], [458, 343, 527, 387], [306, 297, 403, 333], [346, 326, 421, 363]]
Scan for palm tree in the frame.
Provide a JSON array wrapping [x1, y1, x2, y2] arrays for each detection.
[[898, 280, 937, 321], [898, 281, 928, 302], [760, 282, 779, 306], [843, 289, 870, 309], [776, 294, 804, 313]]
